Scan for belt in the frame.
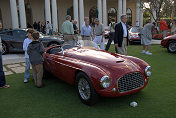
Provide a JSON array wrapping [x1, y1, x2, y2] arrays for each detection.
[[83, 35, 91, 37], [123, 37, 127, 38], [96, 35, 102, 36]]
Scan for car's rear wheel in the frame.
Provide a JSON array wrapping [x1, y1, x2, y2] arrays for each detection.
[[75, 72, 99, 106], [2, 42, 8, 55], [167, 40, 176, 53]]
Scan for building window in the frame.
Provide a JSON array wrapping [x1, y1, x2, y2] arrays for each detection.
[[89, 6, 98, 26], [127, 8, 132, 26], [108, 8, 117, 25], [67, 6, 73, 20]]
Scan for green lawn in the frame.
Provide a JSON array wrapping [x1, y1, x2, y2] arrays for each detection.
[[0, 45, 176, 118]]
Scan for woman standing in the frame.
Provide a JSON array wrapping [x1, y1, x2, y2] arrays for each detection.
[[140, 22, 155, 55]]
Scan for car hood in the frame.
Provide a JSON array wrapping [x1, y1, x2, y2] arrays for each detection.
[[164, 34, 176, 39], [65, 47, 141, 74]]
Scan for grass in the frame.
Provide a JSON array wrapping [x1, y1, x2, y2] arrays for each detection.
[[0, 44, 176, 118]]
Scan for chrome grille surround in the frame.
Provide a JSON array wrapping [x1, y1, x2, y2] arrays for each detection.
[[118, 72, 144, 93]]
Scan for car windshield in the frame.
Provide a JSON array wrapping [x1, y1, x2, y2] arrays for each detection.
[[61, 40, 95, 50], [130, 27, 142, 33]]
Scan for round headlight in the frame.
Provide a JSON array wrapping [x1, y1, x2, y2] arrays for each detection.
[[145, 66, 152, 77], [100, 76, 111, 88]]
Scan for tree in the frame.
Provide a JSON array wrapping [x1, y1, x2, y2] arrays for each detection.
[[140, 0, 174, 22]]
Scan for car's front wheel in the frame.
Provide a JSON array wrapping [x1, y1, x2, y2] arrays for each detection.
[[167, 40, 176, 53], [75, 72, 99, 106], [2, 42, 8, 55]]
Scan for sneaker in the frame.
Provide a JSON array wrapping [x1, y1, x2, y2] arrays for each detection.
[[145, 51, 152, 55], [141, 50, 146, 54], [24, 79, 28, 83]]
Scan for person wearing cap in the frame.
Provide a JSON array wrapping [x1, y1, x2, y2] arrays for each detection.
[[114, 15, 129, 55], [23, 28, 35, 83], [0, 35, 10, 88], [94, 18, 105, 49], [61, 15, 76, 43]]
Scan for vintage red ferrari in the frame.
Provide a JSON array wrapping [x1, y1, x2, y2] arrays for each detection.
[[161, 34, 176, 53], [43, 41, 152, 105]]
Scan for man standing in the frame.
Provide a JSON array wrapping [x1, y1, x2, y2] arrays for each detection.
[[61, 15, 76, 43], [81, 18, 93, 41], [105, 18, 117, 53], [158, 20, 168, 38], [46, 21, 53, 35], [114, 15, 129, 55], [0, 36, 10, 88], [94, 18, 105, 49], [81, 18, 93, 47]]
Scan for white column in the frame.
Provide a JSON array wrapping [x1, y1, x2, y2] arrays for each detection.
[[18, 0, 27, 28], [52, 0, 58, 32], [103, 0, 107, 25], [10, 0, 19, 29], [139, 8, 143, 27], [118, 0, 123, 23], [136, 1, 140, 23], [45, 0, 51, 23], [73, 0, 79, 28], [97, 0, 102, 24], [79, 0, 84, 29], [122, 0, 126, 15]]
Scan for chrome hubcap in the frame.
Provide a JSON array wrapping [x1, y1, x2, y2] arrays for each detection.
[[169, 42, 176, 52], [78, 78, 91, 100], [2, 43, 6, 54]]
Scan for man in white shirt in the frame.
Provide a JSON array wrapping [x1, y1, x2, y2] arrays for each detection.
[[46, 21, 53, 35], [23, 29, 34, 83], [114, 15, 129, 55]]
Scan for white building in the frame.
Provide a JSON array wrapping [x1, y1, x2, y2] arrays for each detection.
[[0, 0, 144, 32]]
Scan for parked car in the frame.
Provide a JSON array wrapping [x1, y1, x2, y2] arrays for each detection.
[[161, 34, 176, 53], [0, 29, 64, 55], [43, 40, 152, 106], [104, 26, 110, 38], [129, 27, 143, 43]]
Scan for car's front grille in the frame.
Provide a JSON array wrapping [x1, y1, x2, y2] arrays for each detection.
[[118, 72, 144, 93]]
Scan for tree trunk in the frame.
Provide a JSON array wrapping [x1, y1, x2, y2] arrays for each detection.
[[172, 0, 176, 19]]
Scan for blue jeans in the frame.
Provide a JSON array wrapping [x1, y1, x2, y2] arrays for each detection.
[[49, 29, 53, 35], [0, 51, 6, 87], [24, 58, 31, 81]]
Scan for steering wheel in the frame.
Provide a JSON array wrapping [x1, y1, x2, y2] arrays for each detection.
[[62, 44, 73, 50]]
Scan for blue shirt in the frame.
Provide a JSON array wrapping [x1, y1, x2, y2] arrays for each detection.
[[121, 22, 127, 37], [81, 25, 93, 36]]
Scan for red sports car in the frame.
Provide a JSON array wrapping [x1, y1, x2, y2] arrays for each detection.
[[43, 41, 152, 105], [161, 34, 176, 53], [129, 27, 143, 43]]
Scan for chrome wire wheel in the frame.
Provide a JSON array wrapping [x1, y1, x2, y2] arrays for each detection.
[[2, 43, 6, 54], [78, 78, 91, 100], [168, 42, 176, 53]]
